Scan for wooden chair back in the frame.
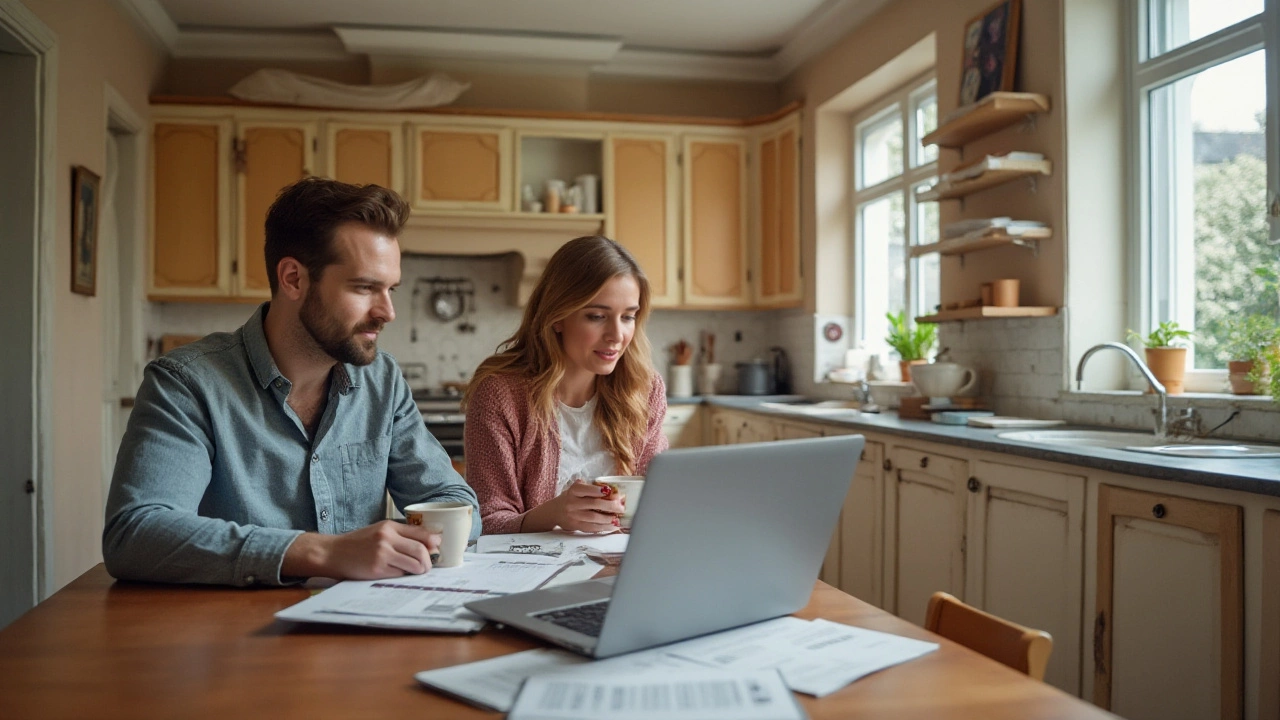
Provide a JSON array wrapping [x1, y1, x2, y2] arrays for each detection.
[[924, 591, 1053, 681]]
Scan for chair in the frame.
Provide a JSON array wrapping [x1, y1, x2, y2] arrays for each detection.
[[924, 591, 1054, 681]]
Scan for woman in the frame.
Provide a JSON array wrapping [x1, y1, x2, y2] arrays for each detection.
[[463, 235, 668, 534]]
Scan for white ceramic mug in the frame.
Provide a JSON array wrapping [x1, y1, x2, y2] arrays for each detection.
[[910, 362, 978, 399], [591, 476, 645, 529], [403, 501, 473, 568]]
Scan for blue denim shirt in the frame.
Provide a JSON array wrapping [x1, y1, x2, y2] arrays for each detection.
[[103, 304, 479, 586]]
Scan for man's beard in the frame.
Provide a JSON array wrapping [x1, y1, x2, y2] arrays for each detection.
[[299, 287, 382, 366]]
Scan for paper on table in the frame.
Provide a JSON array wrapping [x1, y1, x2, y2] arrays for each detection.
[[476, 531, 629, 559], [507, 669, 805, 720], [275, 554, 572, 633]]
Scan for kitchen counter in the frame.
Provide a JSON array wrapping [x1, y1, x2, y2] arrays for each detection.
[[700, 397, 1280, 498]]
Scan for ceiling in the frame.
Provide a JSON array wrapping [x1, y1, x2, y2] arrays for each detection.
[[120, 0, 893, 81]]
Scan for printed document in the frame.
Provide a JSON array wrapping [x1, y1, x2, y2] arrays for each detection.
[[476, 531, 629, 559]]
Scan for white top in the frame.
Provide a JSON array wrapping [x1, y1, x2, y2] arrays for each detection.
[[556, 396, 616, 494]]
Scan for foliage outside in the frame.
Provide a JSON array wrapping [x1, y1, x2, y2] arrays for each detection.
[[1222, 314, 1280, 363], [1127, 320, 1193, 349], [885, 311, 936, 361]]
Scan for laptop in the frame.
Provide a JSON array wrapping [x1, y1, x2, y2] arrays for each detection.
[[466, 434, 864, 659]]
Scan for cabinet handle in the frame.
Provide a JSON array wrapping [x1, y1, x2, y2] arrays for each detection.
[[919, 456, 929, 469], [967, 476, 980, 493], [882, 459, 892, 472], [1152, 503, 1166, 519]]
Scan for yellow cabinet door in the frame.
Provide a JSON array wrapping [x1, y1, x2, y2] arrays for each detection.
[[756, 122, 801, 307], [149, 119, 232, 299], [606, 134, 680, 307], [325, 122, 403, 193], [236, 121, 316, 298], [682, 136, 749, 307], [411, 125, 512, 212]]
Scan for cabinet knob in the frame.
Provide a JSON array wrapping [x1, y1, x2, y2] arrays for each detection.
[[967, 476, 981, 493], [919, 456, 929, 469], [1152, 503, 1166, 519], [882, 459, 892, 472]]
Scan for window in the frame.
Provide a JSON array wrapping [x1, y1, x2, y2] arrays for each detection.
[[1133, 0, 1278, 387], [853, 77, 939, 353]]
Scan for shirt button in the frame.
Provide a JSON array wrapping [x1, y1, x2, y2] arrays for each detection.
[[319, 509, 330, 521], [273, 379, 283, 389], [312, 453, 319, 463], [245, 575, 256, 585]]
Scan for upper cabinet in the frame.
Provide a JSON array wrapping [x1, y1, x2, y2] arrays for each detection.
[[411, 124, 512, 212], [326, 122, 403, 191], [236, 121, 316, 298], [606, 134, 680, 307], [753, 117, 801, 307], [150, 118, 232, 298], [683, 135, 749, 307]]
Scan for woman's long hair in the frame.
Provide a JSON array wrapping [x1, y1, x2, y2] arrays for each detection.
[[464, 236, 655, 474]]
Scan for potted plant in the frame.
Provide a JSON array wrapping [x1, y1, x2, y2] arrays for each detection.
[[1222, 314, 1280, 395], [885, 311, 936, 383], [1126, 321, 1193, 394]]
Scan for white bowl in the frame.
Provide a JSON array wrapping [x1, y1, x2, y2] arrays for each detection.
[[867, 381, 917, 408]]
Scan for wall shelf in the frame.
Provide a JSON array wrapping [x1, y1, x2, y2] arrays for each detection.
[[916, 159, 1051, 202], [917, 306, 1059, 323], [922, 92, 1051, 149], [910, 227, 1051, 259]]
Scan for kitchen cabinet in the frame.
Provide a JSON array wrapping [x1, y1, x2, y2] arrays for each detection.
[[235, 120, 316, 298], [968, 460, 1085, 695], [820, 435, 885, 608], [883, 444, 969, 626], [326, 121, 404, 193], [149, 118, 232, 298], [410, 124, 512, 212], [1094, 484, 1243, 720], [605, 134, 680, 307], [753, 117, 802, 307], [682, 136, 750, 307], [661, 404, 703, 449], [1261, 510, 1280, 720], [775, 420, 823, 440]]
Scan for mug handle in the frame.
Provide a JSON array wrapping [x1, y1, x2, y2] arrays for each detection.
[[956, 369, 978, 396]]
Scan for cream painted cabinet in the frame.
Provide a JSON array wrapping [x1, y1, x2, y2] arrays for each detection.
[[1261, 510, 1280, 720], [149, 118, 233, 299], [732, 412, 776, 444], [682, 136, 749, 307], [661, 404, 703, 449], [753, 118, 801, 307], [235, 121, 316, 298], [820, 436, 885, 608], [325, 122, 404, 193], [968, 460, 1085, 695], [1093, 484, 1243, 720], [884, 444, 969, 626], [775, 420, 824, 440], [411, 125, 513, 212], [605, 134, 680, 307]]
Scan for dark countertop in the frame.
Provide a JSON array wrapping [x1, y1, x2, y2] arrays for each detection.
[[696, 398, 1280, 498]]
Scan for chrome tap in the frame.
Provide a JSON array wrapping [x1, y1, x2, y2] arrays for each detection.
[[1076, 342, 1168, 440]]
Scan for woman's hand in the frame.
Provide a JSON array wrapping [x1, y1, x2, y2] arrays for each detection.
[[522, 479, 625, 533]]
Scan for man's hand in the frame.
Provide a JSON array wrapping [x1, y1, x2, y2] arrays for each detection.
[[282, 521, 442, 580]]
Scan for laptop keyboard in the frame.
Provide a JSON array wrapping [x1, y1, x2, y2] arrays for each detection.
[[533, 600, 611, 637]]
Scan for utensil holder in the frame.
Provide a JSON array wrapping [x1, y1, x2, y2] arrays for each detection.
[[669, 365, 693, 398]]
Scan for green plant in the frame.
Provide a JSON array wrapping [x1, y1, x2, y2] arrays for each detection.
[[1222, 314, 1280, 362], [1126, 320, 1194, 349], [885, 311, 936, 361]]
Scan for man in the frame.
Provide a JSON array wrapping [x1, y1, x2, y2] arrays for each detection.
[[103, 178, 479, 586]]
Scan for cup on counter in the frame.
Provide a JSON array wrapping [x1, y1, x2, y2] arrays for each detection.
[[404, 501, 473, 568], [591, 476, 645, 529], [991, 279, 1020, 307], [697, 363, 722, 395]]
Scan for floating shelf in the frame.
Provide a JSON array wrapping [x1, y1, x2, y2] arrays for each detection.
[[922, 92, 1051, 149], [910, 227, 1052, 258], [917, 306, 1059, 323], [916, 159, 1052, 202]]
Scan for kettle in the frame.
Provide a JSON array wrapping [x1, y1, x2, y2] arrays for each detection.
[[735, 359, 770, 395], [769, 346, 792, 395]]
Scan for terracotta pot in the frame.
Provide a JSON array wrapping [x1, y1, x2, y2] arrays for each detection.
[[1144, 347, 1187, 394], [898, 359, 927, 383], [1227, 359, 1269, 395]]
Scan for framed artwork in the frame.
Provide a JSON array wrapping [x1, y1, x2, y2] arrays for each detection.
[[960, 0, 1022, 107], [71, 165, 100, 296]]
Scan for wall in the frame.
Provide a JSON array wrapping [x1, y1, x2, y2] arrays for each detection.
[[19, 0, 166, 590]]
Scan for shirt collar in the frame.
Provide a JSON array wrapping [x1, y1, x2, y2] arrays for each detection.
[[243, 302, 360, 395]]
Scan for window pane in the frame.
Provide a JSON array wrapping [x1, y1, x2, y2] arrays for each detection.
[[1149, 0, 1262, 57], [914, 184, 941, 315], [859, 112, 903, 188], [914, 94, 938, 166], [859, 192, 906, 347], [1148, 50, 1270, 369]]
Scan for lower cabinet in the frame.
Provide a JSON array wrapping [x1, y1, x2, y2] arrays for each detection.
[[661, 405, 703, 449], [825, 436, 884, 608], [1261, 510, 1280, 720], [1094, 484, 1243, 720]]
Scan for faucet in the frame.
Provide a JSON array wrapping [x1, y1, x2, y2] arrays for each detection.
[[1075, 342, 1168, 440]]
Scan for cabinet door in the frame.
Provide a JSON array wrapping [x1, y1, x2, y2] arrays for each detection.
[[827, 437, 884, 607], [884, 445, 968, 625], [326, 122, 403, 193], [682, 136, 749, 307], [661, 405, 702, 449], [968, 460, 1085, 695], [236, 121, 316, 298], [1262, 509, 1280, 720], [412, 125, 512, 212], [606, 134, 680, 308], [1094, 485, 1242, 720], [755, 123, 801, 307], [732, 414, 775, 444], [775, 421, 823, 440], [709, 410, 733, 446], [149, 119, 232, 298]]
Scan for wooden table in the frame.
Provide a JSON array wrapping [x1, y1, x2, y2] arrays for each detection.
[[0, 565, 1116, 719]]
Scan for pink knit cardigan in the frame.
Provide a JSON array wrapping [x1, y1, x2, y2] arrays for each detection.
[[463, 372, 669, 534]]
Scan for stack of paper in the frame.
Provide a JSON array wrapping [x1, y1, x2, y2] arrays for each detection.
[[508, 670, 805, 720]]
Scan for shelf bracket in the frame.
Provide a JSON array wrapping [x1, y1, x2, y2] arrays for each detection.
[[1024, 175, 1039, 193], [1010, 237, 1041, 257], [1018, 113, 1039, 134]]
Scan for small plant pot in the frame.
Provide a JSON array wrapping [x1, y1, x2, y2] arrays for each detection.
[[1227, 359, 1269, 395], [1144, 347, 1187, 395], [898, 359, 927, 383]]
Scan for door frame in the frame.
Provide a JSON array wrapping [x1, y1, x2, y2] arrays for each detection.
[[0, 0, 58, 602]]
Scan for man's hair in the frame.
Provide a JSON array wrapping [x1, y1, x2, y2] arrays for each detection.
[[263, 177, 410, 295]]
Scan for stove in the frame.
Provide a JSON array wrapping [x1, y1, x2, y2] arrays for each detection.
[[412, 390, 465, 458]]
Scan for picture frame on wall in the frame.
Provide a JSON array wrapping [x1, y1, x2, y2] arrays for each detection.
[[959, 0, 1022, 107], [71, 165, 100, 297]]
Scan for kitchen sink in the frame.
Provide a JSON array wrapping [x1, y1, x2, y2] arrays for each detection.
[[759, 400, 862, 416], [997, 429, 1280, 458]]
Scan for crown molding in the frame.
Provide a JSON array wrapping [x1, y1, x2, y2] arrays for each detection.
[[595, 48, 781, 83], [175, 30, 348, 61], [336, 27, 623, 64], [115, 0, 178, 52], [774, 0, 895, 78]]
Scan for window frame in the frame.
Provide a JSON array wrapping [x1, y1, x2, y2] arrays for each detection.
[[851, 74, 939, 353], [1128, 0, 1277, 391]]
